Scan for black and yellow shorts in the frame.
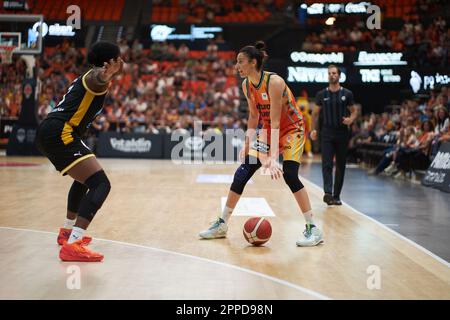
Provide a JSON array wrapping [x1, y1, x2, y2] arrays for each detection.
[[36, 118, 95, 175]]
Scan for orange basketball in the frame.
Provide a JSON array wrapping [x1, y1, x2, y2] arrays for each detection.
[[243, 217, 272, 246]]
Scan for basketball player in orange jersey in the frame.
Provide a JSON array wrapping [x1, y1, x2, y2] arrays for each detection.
[[199, 41, 323, 246], [36, 41, 123, 261]]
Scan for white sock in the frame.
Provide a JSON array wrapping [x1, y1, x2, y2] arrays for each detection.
[[303, 210, 314, 226], [64, 218, 76, 229], [221, 206, 233, 223], [68, 227, 85, 244]]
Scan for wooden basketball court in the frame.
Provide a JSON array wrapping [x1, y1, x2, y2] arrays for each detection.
[[1, 157, 449, 299]]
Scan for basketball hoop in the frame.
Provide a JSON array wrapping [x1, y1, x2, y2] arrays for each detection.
[[0, 45, 16, 64]]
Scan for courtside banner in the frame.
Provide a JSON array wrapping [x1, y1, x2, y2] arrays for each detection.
[[96, 132, 163, 159], [0, 117, 17, 139], [6, 125, 41, 155], [422, 142, 450, 193]]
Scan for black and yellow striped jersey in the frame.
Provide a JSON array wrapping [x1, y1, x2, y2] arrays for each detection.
[[46, 69, 108, 139]]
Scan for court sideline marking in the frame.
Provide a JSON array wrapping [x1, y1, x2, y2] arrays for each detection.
[[301, 176, 450, 268], [0, 226, 331, 300]]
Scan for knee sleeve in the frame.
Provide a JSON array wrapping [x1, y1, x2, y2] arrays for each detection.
[[67, 181, 88, 213], [230, 156, 261, 195], [78, 170, 111, 221], [283, 161, 304, 193]]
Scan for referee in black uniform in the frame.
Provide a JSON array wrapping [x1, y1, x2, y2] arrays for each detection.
[[310, 65, 357, 206]]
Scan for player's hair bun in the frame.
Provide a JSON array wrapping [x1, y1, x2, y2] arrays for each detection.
[[254, 41, 268, 60], [254, 41, 266, 51]]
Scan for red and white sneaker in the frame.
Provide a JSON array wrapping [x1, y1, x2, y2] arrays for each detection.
[[59, 240, 103, 262]]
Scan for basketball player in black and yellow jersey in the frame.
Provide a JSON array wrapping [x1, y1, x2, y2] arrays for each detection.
[[199, 41, 323, 246], [36, 41, 123, 262]]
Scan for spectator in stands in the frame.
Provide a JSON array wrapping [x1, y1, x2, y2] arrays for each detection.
[[86, 115, 110, 151], [368, 122, 400, 175], [159, 42, 170, 60], [438, 123, 450, 143], [394, 121, 435, 179], [37, 99, 53, 120], [167, 43, 178, 60], [206, 39, 219, 61], [435, 107, 449, 135], [178, 43, 190, 60], [434, 93, 449, 111], [430, 107, 450, 158], [427, 89, 439, 108], [301, 35, 313, 51], [346, 122, 376, 164], [379, 126, 418, 176], [372, 31, 389, 50], [205, 6, 215, 22], [131, 39, 143, 58], [390, 108, 401, 124], [379, 121, 398, 144], [349, 27, 363, 43], [429, 41, 446, 66], [151, 41, 163, 60], [422, 107, 435, 125], [119, 39, 130, 55]]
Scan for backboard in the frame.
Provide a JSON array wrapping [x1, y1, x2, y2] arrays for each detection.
[[0, 14, 43, 55]]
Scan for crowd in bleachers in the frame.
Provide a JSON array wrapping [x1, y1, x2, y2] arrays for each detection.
[[302, 16, 448, 67], [96, 38, 242, 136], [0, 58, 28, 118], [151, 0, 284, 23], [2, 41, 450, 182], [1, 39, 243, 138], [346, 88, 450, 179]]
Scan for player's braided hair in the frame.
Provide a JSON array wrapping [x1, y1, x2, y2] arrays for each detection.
[[239, 40, 269, 71]]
